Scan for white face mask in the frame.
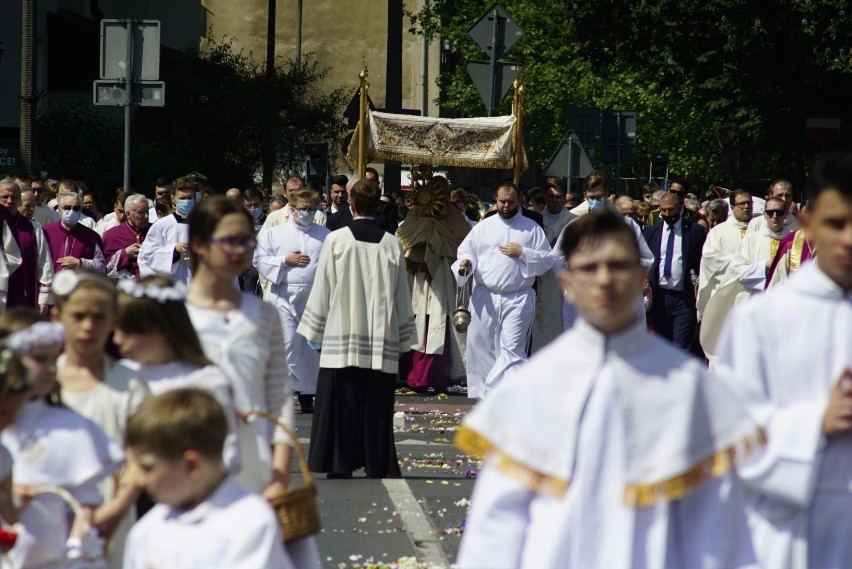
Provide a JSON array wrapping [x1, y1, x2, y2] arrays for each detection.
[[61, 208, 82, 225], [294, 209, 314, 227]]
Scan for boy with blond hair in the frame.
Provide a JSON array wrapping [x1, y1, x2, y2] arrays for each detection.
[[123, 389, 294, 569]]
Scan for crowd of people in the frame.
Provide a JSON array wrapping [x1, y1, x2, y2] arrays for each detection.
[[0, 149, 849, 569]]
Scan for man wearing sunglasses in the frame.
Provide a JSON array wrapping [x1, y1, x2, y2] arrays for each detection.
[[747, 178, 799, 236], [717, 151, 852, 569]]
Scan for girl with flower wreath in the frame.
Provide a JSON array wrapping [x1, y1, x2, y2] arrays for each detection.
[[0, 314, 122, 569], [49, 271, 151, 568], [111, 275, 240, 474]]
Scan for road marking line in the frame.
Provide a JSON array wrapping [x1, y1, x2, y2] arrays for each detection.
[[383, 478, 448, 568]]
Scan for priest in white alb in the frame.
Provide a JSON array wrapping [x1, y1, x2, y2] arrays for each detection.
[[138, 178, 196, 284], [456, 211, 760, 569], [746, 178, 799, 236], [716, 151, 852, 569], [696, 189, 753, 319], [701, 197, 796, 360], [452, 181, 553, 399]]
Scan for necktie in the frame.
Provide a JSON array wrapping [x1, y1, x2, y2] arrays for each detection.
[[663, 224, 675, 280]]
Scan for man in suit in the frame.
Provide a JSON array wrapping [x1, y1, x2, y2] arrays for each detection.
[[328, 177, 396, 234], [644, 191, 707, 351]]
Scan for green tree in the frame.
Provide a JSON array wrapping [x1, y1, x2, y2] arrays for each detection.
[[408, 0, 852, 194]]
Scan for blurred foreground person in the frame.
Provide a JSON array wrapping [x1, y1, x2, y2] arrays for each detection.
[[717, 151, 852, 569], [457, 211, 760, 569]]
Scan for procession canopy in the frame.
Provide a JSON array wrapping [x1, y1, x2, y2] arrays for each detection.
[[347, 110, 528, 171]]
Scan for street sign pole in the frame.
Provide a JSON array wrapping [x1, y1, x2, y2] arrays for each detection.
[[615, 112, 621, 194], [488, 7, 499, 116], [123, 21, 133, 192]]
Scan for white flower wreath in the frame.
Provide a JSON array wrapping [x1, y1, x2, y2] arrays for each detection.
[[5, 322, 65, 354], [116, 279, 187, 303]]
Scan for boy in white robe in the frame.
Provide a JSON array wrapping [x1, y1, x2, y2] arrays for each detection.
[[138, 180, 196, 284], [717, 151, 852, 569], [124, 389, 294, 569], [457, 210, 760, 569], [452, 181, 553, 399], [253, 188, 329, 413]]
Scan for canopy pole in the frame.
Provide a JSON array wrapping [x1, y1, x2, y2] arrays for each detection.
[[512, 76, 525, 185], [358, 62, 369, 179]]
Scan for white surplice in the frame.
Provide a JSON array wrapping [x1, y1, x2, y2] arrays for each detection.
[[716, 261, 852, 569], [253, 220, 329, 395], [451, 210, 553, 399], [456, 318, 759, 569], [697, 217, 749, 319], [138, 213, 191, 284], [531, 207, 577, 352]]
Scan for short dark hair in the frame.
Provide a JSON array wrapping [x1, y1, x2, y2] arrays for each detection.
[[242, 187, 263, 202], [669, 177, 689, 192], [809, 151, 852, 202], [350, 179, 381, 216], [189, 196, 254, 272], [496, 179, 519, 197], [365, 167, 379, 179], [154, 177, 171, 187], [729, 189, 751, 206], [559, 210, 640, 264], [526, 186, 545, 207], [331, 175, 349, 188]]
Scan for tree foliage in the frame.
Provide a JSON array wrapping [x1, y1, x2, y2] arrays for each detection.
[[407, 0, 852, 194]]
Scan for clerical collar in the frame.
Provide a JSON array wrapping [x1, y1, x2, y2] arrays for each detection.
[[172, 213, 190, 224]]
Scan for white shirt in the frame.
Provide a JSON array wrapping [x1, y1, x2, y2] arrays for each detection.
[[747, 210, 798, 235], [124, 476, 294, 569], [253, 221, 329, 290], [657, 218, 683, 290]]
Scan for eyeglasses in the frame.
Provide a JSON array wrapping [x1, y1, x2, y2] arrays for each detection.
[[60, 205, 82, 211], [566, 260, 641, 281], [32, 188, 44, 194], [765, 209, 786, 218], [210, 236, 257, 250], [733, 201, 752, 208]]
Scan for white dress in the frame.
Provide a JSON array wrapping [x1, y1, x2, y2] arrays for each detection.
[[1, 400, 123, 569], [58, 356, 151, 569], [129, 359, 241, 473], [186, 293, 294, 493]]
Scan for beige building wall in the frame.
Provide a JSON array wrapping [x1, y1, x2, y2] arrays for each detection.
[[201, 0, 440, 117]]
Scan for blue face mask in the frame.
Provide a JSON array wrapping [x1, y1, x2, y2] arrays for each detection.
[[587, 198, 605, 212], [176, 198, 195, 216], [61, 208, 82, 226], [195, 191, 203, 202]]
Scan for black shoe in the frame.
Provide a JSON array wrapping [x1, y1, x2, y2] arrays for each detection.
[[298, 394, 314, 414]]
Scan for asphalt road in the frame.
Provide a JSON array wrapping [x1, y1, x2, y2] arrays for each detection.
[[289, 394, 477, 568]]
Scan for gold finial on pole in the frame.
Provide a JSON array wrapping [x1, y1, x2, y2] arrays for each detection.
[[512, 75, 525, 185], [358, 61, 369, 179]]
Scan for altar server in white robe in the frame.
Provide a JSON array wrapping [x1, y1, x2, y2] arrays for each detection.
[[253, 188, 329, 412], [697, 189, 753, 319], [457, 211, 760, 569], [530, 181, 576, 352], [717, 151, 852, 569], [138, 179, 196, 284], [452, 181, 553, 399], [255, 176, 326, 300]]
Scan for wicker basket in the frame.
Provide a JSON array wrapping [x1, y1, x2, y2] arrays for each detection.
[[245, 411, 321, 542]]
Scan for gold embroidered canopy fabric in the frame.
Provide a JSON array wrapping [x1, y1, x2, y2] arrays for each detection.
[[347, 110, 527, 170]]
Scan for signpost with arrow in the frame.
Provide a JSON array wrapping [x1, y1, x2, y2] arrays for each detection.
[[466, 3, 524, 116]]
